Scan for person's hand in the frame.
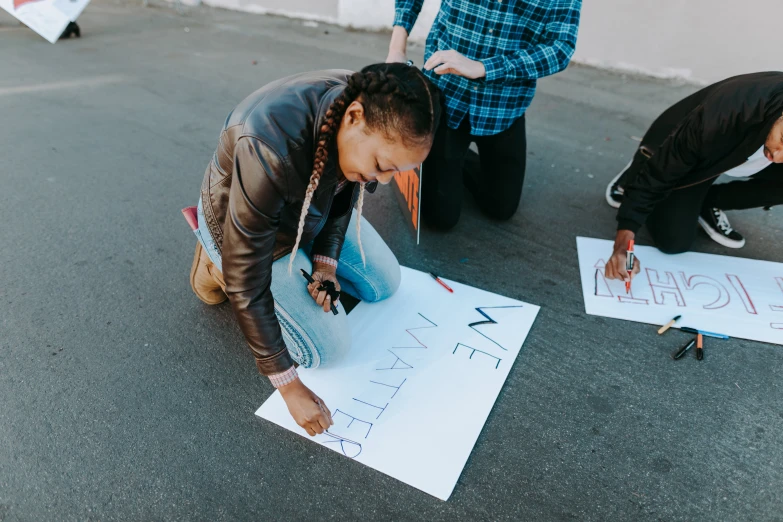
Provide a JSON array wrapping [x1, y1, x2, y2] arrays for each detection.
[[279, 379, 333, 436], [424, 50, 486, 79], [605, 230, 641, 282], [308, 262, 341, 313], [386, 49, 407, 63]]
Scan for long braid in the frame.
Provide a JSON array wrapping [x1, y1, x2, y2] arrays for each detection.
[[355, 183, 366, 266], [286, 71, 370, 274], [287, 89, 356, 274], [288, 64, 441, 274]]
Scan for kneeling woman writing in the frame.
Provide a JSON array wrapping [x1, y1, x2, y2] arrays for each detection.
[[189, 64, 441, 435]]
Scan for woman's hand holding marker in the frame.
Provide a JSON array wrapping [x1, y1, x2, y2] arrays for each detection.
[[279, 379, 334, 437], [606, 230, 641, 282], [308, 262, 341, 314]]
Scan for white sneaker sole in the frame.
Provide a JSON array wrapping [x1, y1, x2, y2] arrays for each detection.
[[697, 217, 746, 249], [605, 159, 633, 209]]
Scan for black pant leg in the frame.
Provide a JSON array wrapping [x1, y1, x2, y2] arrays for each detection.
[[421, 118, 472, 230], [646, 180, 715, 254], [618, 147, 651, 187], [472, 115, 527, 221], [704, 164, 783, 210]]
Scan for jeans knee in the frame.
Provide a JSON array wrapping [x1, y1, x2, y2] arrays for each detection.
[[317, 327, 352, 367], [275, 305, 352, 369], [364, 261, 401, 303], [380, 262, 401, 300], [297, 326, 352, 369]]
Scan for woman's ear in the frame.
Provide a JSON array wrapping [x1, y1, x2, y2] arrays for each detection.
[[343, 100, 365, 127]]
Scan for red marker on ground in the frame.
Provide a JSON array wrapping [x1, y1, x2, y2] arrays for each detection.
[[429, 272, 454, 293]]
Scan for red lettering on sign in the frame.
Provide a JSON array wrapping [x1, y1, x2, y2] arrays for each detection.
[[679, 273, 730, 309], [726, 274, 758, 315], [593, 259, 614, 298], [770, 277, 783, 313], [646, 268, 686, 307]]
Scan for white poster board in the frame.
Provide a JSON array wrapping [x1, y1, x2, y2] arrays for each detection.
[[256, 267, 540, 500], [0, 0, 90, 43], [577, 236, 783, 345]]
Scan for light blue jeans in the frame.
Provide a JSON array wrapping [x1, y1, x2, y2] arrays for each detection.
[[197, 200, 401, 369]]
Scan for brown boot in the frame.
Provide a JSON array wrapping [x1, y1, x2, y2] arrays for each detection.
[[190, 242, 227, 305]]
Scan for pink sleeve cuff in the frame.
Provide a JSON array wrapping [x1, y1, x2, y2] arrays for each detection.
[[269, 366, 299, 388], [312, 255, 338, 268]]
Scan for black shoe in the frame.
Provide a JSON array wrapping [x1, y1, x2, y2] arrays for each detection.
[[605, 159, 632, 209], [698, 207, 745, 248], [59, 22, 80, 40]]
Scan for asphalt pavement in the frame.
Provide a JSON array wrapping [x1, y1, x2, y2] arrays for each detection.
[[1, 1, 782, 520]]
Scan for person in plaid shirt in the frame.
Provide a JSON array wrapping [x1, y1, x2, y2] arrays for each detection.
[[387, 0, 582, 229]]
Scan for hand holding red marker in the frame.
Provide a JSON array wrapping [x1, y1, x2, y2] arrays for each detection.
[[625, 240, 635, 294], [605, 230, 640, 284]]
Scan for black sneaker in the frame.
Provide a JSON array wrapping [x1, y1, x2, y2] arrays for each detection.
[[698, 207, 746, 248], [605, 159, 633, 209]]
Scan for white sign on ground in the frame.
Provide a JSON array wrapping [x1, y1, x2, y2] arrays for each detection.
[[256, 267, 540, 500], [0, 0, 90, 43], [577, 236, 783, 345]]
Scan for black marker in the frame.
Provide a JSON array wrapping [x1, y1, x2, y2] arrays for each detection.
[[672, 337, 696, 360], [300, 269, 339, 315]]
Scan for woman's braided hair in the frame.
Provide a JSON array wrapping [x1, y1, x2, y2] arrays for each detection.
[[288, 63, 442, 274]]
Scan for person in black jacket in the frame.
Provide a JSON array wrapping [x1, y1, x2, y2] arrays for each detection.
[[604, 72, 783, 282]]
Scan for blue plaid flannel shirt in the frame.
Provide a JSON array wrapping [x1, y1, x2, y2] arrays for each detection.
[[394, 0, 582, 136]]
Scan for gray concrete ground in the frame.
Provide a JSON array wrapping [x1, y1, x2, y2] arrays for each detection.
[[1, 1, 782, 520]]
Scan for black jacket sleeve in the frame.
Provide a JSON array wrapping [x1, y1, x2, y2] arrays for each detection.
[[617, 108, 705, 233], [310, 183, 356, 262]]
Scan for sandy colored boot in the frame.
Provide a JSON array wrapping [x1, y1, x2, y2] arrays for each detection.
[[190, 243, 227, 305]]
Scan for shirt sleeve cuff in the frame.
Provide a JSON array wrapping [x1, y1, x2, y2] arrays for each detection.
[[393, 9, 417, 34], [481, 55, 506, 83], [617, 218, 642, 234], [312, 254, 338, 269], [269, 366, 299, 388]]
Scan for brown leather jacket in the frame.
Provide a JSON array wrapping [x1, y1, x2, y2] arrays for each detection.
[[199, 70, 376, 375]]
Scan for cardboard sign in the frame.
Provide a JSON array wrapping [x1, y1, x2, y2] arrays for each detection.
[[256, 267, 540, 500], [391, 165, 422, 244], [0, 0, 90, 43], [577, 236, 783, 345]]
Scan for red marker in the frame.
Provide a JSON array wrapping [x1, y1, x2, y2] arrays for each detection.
[[625, 240, 635, 294], [429, 272, 454, 293]]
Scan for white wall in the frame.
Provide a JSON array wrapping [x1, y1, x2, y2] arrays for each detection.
[[202, 0, 340, 22], [192, 0, 782, 84], [338, 0, 440, 42], [573, 0, 782, 84]]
